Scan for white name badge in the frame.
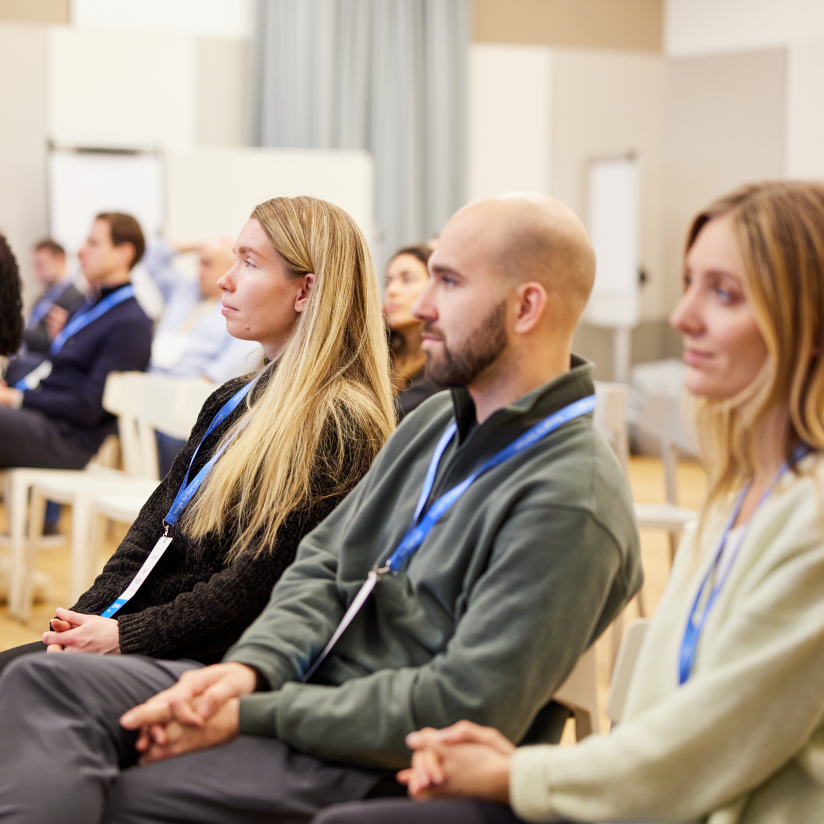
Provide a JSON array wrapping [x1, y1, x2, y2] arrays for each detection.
[[151, 332, 189, 369], [21, 359, 53, 390], [100, 535, 173, 618], [302, 567, 387, 682]]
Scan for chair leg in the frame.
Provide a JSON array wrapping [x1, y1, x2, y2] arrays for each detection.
[[70, 494, 94, 603], [573, 708, 593, 741], [668, 531, 679, 566], [18, 489, 47, 622], [8, 473, 32, 618]]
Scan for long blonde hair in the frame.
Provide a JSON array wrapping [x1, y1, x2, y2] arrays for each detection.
[[686, 182, 824, 507], [184, 196, 395, 559]]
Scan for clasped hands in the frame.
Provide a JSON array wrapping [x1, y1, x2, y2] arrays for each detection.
[[398, 720, 515, 804], [43, 608, 120, 654], [119, 662, 258, 765]]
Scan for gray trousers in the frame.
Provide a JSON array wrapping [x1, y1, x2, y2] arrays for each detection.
[[0, 405, 92, 468], [0, 654, 392, 824]]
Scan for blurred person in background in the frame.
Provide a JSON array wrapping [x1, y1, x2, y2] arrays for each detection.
[[3, 239, 86, 386], [384, 244, 440, 419], [142, 237, 259, 475], [0, 232, 23, 357], [315, 181, 824, 824], [0, 213, 152, 534]]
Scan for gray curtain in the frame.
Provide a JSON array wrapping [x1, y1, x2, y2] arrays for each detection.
[[252, 0, 469, 267]]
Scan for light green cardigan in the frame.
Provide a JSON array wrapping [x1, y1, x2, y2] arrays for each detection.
[[510, 453, 824, 823]]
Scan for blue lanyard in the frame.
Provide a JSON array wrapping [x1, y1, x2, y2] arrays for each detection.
[[28, 280, 71, 326], [99, 377, 258, 620], [49, 284, 135, 355], [381, 394, 597, 574], [678, 446, 809, 684], [163, 377, 258, 529]]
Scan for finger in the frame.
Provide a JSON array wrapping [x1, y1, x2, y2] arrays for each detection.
[[405, 727, 442, 750], [150, 723, 169, 745], [396, 769, 413, 787], [436, 720, 513, 752], [49, 619, 72, 632], [55, 608, 87, 625], [121, 698, 174, 730], [134, 726, 152, 752], [46, 644, 64, 653], [42, 629, 78, 648], [169, 696, 206, 727], [195, 679, 244, 718]]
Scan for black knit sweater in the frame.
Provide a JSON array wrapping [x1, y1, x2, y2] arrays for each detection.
[[71, 373, 373, 664]]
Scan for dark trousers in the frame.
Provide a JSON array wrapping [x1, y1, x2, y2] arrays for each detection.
[[0, 654, 394, 824], [313, 799, 522, 824], [0, 405, 92, 469], [0, 640, 46, 677]]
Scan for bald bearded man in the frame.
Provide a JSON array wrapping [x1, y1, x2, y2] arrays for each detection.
[[0, 195, 642, 824]]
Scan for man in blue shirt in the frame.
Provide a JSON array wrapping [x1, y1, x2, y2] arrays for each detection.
[[0, 213, 152, 473]]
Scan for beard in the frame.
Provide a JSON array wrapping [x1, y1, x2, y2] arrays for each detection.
[[424, 299, 508, 388]]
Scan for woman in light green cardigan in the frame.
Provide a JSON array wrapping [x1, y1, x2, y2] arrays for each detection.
[[313, 181, 824, 824]]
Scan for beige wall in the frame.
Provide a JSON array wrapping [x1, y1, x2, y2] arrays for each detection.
[[196, 39, 252, 147], [661, 49, 787, 311], [0, 24, 50, 309], [0, 0, 68, 24], [474, 0, 663, 52]]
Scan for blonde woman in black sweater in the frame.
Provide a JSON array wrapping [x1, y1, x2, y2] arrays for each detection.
[[0, 196, 394, 671]]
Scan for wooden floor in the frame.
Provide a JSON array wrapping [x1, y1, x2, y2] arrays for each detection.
[[0, 456, 706, 739]]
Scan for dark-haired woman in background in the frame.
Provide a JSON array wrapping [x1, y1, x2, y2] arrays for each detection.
[[0, 232, 24, 357], [384, 245, 440, 419]]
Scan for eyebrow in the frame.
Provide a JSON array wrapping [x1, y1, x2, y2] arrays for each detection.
[[234, 245, 261, 259], [429, 263, 462, 279]]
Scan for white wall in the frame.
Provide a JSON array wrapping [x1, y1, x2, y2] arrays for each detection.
[[665, 0, 824, 56], [71, 0, 254, 40], [466, 45, 553, 201], [786, 42, 824, 179], [49, 28, 198, 149]]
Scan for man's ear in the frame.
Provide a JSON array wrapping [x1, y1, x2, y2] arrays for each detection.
[[294, 273, 315, 313], [116, 242, 136, 271], [512, 282, 547, 334]]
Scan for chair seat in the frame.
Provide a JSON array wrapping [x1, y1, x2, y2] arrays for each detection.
[[94, 490, 157, 523], [634, 502, 698, 532]]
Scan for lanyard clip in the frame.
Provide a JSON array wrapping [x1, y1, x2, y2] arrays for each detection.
[[162, 521, 172, 538], [370, 565, 391, 582]]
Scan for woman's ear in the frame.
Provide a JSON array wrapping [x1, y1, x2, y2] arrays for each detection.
[[295, 273, 315, 313]]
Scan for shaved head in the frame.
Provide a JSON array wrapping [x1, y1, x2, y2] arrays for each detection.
[[441, 193, 595, 329]]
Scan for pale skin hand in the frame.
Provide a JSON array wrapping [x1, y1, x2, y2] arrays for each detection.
[[397, 721, 515, 804], [44, 305, 69, 340], [42, 607, 120, 654], [119, 662, 258, 762], [0, 384, 22, 406]]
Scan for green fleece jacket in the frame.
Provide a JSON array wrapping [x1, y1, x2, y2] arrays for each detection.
[[226, 356, 642, 769]]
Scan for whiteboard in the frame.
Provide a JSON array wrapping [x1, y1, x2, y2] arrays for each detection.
[[165, 147, 376, 251], [47, 148, 165, 258], [584, 156, 640, 329]]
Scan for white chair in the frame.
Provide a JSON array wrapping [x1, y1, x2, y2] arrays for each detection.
[[553, 645, 600, 740], [9, 373, 213, 619], [633, 393, 701, 565], [606, 618, 650, 725]]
